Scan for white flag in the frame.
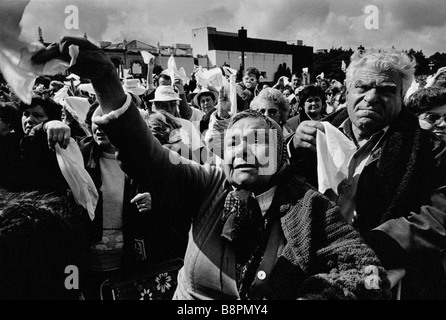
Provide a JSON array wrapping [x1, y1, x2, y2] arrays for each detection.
[[140, 50, 155, 64]]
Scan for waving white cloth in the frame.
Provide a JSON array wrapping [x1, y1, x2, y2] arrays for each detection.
[[140, 50, 155, 64], [63, 96, 92, 136], [167, 55, 189, 84], [316, 122, 356, 195], [55, 140, 98, 220], [195, 66, 237, 113], [0, 1, 77, 104], [52, 86, 70, 105]]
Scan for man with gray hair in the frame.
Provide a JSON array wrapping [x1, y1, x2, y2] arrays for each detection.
[[289, 48, 446, 299]]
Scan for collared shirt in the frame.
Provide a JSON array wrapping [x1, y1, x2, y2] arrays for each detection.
[[336, 119, 388, 224], [282, 126, 291, 137], [256, 186, 277, 216]]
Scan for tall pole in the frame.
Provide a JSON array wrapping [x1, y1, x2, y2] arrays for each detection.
[[239, 26, 247, 73], [241, 50, 245, 73]]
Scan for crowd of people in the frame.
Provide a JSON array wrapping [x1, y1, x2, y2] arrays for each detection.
[[1, 35, 446, 300]]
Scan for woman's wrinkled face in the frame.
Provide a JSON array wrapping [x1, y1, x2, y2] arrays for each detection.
[[22, 105, 48, 135], [223, 117, 278, 191], [418, 104, 446, 141], [250, 99, 281, 125]]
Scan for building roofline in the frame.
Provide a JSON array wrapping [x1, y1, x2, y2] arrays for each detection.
[[208, 33, 313, 54]]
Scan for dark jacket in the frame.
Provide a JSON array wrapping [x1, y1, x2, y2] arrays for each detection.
[[0, 132, 22, 191], [0, 125, 68, 194], [289, 107, 446, 299], [236, 82, 261, 112]]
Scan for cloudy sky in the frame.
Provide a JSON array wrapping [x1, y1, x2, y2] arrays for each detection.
[[18, 0, 446, 57]]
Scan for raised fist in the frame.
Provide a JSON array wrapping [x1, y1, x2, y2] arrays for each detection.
[[31, 36, 115, 81]]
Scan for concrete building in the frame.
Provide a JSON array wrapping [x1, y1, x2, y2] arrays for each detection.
[[98, 39, 197, 80], [33, 27, 199, 81], [33, 26, 313, 84], [191, 26, 313, 83], [99, 39, 157, 79]]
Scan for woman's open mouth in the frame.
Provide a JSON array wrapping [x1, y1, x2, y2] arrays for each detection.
[[234, 163, 257, 169]]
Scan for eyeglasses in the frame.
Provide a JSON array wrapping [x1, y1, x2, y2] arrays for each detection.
[[420, 113, 446, 125], [257, 108, 279, 116], [243, 76, 257, 82]]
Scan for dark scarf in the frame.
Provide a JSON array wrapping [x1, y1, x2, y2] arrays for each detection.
[[220, 163, 289, 261], [219, 164, 290, 298], [220, 189, 264, 264]]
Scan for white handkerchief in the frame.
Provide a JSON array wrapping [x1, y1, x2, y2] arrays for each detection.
[[316, 122, 356, 195], [63, 96, 91, 125], [55, 140, 98, 220], [167, 55, 189, 84]]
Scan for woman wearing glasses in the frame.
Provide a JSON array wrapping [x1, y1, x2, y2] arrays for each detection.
[[406, 86, 446, 142], [249, 87, 296, 137], [406, 86, 446, 188]]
